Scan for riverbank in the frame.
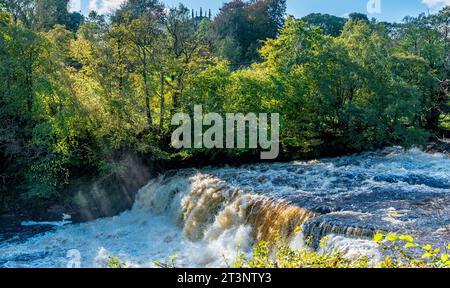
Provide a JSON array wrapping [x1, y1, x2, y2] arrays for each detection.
[[2, 143, 449, 224], [0, 144, 364, 222]]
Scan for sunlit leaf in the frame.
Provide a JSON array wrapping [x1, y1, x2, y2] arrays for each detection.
[[423, 244, 432, 252], [422, 253, 433, 259], [399, 235, 414, 243], [386, 234, 398, 242], [404, 243, 417, 249], [373, 233, 384, 242]]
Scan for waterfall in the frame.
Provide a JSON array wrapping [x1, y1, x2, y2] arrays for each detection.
[[132, 173, 317, 245], [1, 148, 449, 267]]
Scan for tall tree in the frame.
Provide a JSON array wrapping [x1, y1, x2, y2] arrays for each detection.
[[348, 12, 369, 23], [0, 0, 34, 27], [302, 13, 347, 37], [114, 0, 165, 130], [35, 0, 70, 31], [398, 10, 449, 132], [212, 0, 287, 65]]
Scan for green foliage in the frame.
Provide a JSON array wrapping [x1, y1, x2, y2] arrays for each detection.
[[153, 255, 178, 268], [211, 0, 287, 65], [107, 255, 127, 269], [373, 233, 450, 268], [232, 232, 450, 269], [34, 0, 83, 32], [233, 236, 369, 268], [301, 13, 347, 37], [348, 13, 369, 23], [0, 1, 449, 209]]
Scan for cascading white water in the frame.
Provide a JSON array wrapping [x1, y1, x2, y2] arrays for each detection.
[[0, 147, 449, 268]]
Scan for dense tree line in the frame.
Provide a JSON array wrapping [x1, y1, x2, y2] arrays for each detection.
[[0, 0, 449, 210]]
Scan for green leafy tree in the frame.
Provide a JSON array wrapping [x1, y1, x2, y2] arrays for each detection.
[[212, 0, 286, 65], [302, 13, 347, 37]]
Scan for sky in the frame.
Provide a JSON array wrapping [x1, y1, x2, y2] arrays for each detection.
[[70, 0, 450, 23]]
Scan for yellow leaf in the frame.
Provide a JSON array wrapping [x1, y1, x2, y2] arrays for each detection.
[[423, 244, 432, 252], [373, 233, 384, 242], [399, 235, 414, 243], [422, 253, 433, 259], [441, 254, 449, 262], [294, 226, 302, 235], [404, 243, 417, 249], [320, 236, 329, 247], [386, 234, 398, 242]]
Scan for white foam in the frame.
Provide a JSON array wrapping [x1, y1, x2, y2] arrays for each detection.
[[21, 214, 72, 227], [1, 148, 449, 268]]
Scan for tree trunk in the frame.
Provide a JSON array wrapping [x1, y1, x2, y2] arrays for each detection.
[[25, 64, 33, 115], [159, 70, 165, 132], [142, 52, 153, 129], [144, 74, 153, 128]]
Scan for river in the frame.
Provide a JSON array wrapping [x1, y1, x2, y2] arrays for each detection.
[[0, 147, 449, 268]]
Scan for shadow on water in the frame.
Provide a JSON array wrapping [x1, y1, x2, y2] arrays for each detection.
[[0, 216, 54, 243]]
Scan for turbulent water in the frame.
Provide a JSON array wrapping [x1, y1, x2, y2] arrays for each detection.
[[1, 147, 449, 268]]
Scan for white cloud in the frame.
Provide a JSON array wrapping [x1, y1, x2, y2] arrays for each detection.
[[69, 0, 82, 12], [89, 0, 127, 14], [422, 0, 450, 7]]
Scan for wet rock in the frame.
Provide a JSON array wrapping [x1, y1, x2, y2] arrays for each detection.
[[302, 213, 378, 249], [426, 142, 450, 155]]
